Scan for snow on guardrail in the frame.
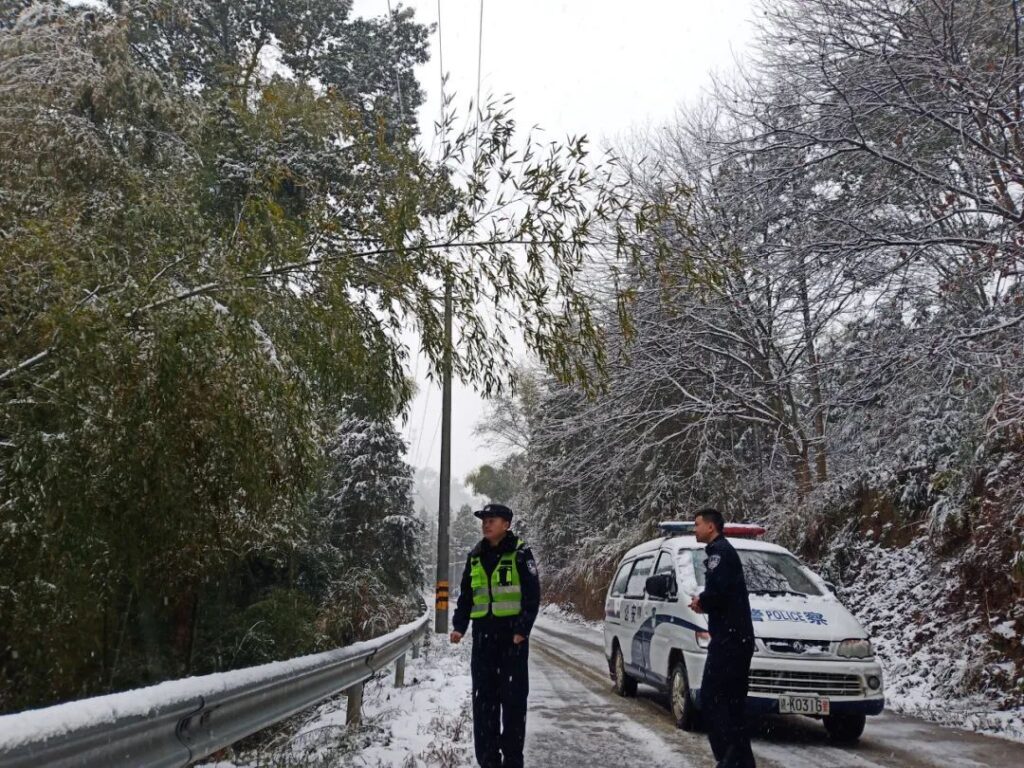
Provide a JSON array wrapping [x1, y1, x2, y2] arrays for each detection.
[[0, 608, 429, 767]]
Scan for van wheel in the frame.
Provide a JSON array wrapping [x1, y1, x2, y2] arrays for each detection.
[[612, 646, 637, 697], [824, 712, 865, 744], [670, 660, 699, 730]]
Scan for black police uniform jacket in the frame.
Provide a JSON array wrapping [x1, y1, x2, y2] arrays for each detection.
[[452, 532, 541, 637], [699, 535, 755, 648]]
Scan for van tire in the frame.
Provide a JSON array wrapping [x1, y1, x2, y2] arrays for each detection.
[[823, 712, 866, 744], [670, 660, 699, 730], [612, 646, 638, 697]]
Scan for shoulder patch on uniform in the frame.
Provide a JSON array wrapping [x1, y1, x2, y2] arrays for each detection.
[[526, 559, 538, 576], [707, 554, 721, 570]]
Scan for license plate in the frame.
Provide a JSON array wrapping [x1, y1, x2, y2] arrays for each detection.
[[778, 694, 830, 715]]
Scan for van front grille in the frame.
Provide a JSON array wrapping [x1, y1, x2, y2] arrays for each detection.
[[748, 669, 863, 697], [762, 638, 832, 656]]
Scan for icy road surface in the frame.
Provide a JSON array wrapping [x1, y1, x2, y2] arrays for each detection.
[[529, 614, 1024, 768]]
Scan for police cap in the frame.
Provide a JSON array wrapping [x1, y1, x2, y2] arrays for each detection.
[[474, 503, 513, 521]]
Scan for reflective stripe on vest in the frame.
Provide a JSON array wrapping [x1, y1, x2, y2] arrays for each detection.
[[469, 540, 524, 619]]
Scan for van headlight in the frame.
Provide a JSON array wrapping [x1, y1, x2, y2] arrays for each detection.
[[837, 638, 873, 658]]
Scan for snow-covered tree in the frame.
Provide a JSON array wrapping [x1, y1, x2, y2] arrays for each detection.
[[302, 412, 421, 642], [519, 1, 1024, 649]]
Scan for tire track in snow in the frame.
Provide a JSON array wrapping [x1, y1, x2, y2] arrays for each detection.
[[527, 641, 713, 767]]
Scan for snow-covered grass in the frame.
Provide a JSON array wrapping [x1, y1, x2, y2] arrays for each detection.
[[201, 634, 475, 767]]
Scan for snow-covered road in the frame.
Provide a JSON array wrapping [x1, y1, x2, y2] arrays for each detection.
[[526, 639, 709, 767], [200, 610, 1024, 767], [529, 615, 1024, 768]]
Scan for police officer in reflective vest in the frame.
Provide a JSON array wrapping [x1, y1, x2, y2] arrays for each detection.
[[450, 503, 540, 768], [689, 508, 757, 768]]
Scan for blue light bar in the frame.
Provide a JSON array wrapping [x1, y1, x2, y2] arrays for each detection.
[[658, 520, 696, 536]]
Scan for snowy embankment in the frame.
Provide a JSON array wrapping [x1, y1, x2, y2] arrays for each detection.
[[826, 536, 1024, 743], [201, 635, 474, 768], [537, 603, 604, 633]]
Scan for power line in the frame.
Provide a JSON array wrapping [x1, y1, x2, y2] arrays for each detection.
[[413, 384, 433, 468], [475, 0, 484, 158], [385, 0, 406, 123], [382, 0, 417, 455], [406, 347, 422, 447], [436, 0, 446, 161], [427, 406, 442, 473], [437, 0, 445, 100]]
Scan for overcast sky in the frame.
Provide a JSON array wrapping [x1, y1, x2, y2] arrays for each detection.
[[352, 0, 759, 485]]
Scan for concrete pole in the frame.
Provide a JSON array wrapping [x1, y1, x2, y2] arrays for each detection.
[[435, 275, 452, 633]]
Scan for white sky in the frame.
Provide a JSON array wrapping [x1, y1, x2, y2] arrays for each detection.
[[351, 0, 759, 484]]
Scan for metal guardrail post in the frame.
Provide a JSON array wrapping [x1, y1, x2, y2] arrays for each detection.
[[411, 641, 419, 659], [345, 683, 363, 727], [394, 654, 406, 688]]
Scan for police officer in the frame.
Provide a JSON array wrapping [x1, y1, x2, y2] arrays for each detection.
[[689, 508, 757, 768], [450, 503, 540, 768]]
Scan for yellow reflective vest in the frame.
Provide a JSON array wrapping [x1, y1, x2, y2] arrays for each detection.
[[469, 539, 524, 618]]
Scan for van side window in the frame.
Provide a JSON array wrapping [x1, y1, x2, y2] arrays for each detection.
[[610, 562, 633, 596], [654, 551, 674, 575], [625, 555, 655, 596]]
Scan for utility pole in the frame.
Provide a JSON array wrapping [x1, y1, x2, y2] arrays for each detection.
[[435, 275, 452, 633]]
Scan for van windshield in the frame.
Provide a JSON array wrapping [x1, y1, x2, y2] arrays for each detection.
[[690, 549, 822, 596]]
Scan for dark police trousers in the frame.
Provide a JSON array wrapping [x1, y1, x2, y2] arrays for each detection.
[[702, 640, 756, 768], [471, 627, 529, 768]]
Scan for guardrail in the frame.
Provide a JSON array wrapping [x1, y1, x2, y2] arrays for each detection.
[[0, 608, 429, 768]]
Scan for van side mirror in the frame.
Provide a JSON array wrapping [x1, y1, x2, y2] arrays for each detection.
[[645, 573, 676, 600]]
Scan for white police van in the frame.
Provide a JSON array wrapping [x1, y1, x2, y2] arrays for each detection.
[[603, 521, 884, 743]]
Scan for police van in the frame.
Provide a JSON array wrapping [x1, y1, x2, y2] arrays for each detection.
[[603, 521, 884, 744]]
